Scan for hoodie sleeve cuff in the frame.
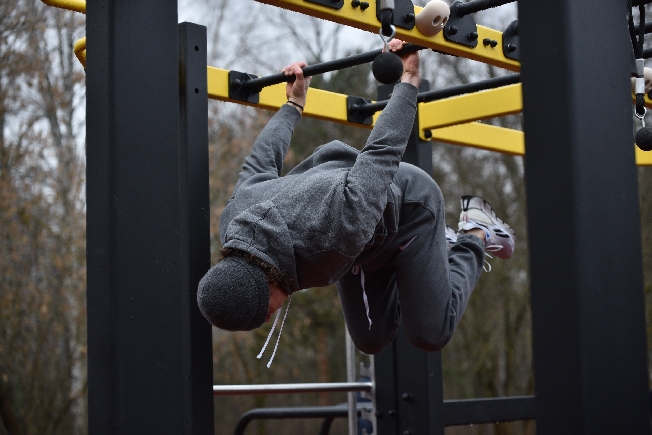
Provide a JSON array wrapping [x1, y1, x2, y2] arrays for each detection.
[[279, 102, 303, 125]]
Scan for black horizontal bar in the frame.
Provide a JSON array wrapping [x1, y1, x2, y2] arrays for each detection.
[[237, 44, 424, 92], [233, 404, 365, 435], [643, 47, 652, 59], [632, 0, 652, 6], [632, 21, 652, 35], [455, 0, 516, 16], [442, 396, 536, 426], [350, 73, 521, 117]]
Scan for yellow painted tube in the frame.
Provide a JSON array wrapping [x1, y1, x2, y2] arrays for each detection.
[[207, 66, 353, 125], [41, 0, 86, 14], [636, 147, 652, 165], [419, 83, 522, 131], [428, 122, 525, 155], [74, 37, 86, 68]]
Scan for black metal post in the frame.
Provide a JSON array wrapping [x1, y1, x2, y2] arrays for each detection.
[[86, 1, 213, 432], [178, 22, 215, 434], [519, 1, 649, 434], [373, 80, 444, 435]]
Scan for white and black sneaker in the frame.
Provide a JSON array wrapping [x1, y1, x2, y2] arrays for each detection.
[[458, 196, 516, 260], [445, 224, 457, 250]]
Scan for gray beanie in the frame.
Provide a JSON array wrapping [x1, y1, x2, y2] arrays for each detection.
[[197, 256, 269, 331]]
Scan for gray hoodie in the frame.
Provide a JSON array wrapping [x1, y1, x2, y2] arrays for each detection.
[[219, 82, 419, 294]]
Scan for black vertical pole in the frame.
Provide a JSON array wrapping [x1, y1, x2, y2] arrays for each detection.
[[519, 1, 649, 434], [178, 22, 214, 434], [86, 1, 213, 433], [374, 80, 445, 435]]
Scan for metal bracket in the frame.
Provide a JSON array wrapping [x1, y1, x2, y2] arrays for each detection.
[[444, 1, 478, 48], [375, 0, 415, 30], [228, 71, 260, 104], [304, 0, 344, 9], [347, 96, 374, 125], [502, 20, 520, 61]]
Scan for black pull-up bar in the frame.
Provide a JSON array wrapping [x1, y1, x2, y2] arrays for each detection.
[[231, 44, 424, 93], [453, 0, 516, 17], [350, 73, 521, 117], [632, 0, 652, 7]]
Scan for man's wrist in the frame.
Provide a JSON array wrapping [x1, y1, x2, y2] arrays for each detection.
[[400, 72, 421, 88], [287, 99, 304, 113]]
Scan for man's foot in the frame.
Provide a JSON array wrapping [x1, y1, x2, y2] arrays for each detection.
[[458, 196, 516, 259], [445, 224, 457, 250]]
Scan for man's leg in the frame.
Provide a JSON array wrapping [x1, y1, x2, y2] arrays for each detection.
[[337, 266, 401, 355], [388, 164, 485, 351]]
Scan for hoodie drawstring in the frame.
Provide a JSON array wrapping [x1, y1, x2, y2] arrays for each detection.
[[352, 266, 372, 330], [257, 294, 292, 368]]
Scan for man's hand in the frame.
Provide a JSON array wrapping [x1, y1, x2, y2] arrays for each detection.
[[387, 39, 421, 88], [282, 61, 312, 112]]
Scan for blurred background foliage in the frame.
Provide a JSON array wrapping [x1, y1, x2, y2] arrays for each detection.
[[0, 0, 650, 434]]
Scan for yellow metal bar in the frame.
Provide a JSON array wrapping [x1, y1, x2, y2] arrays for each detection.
[[207, 66, 352, 124], [74, 37, 86, 68], [256, 0, 520, 72], [41, 0, 86, 14], [636, 147, 652, 165], [418, 83, 522, 132], [429, 122, 524, 155]]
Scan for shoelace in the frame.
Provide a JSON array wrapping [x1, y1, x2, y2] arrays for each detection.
[[352, 266, 372, 330], [257, 294, 292, 368]]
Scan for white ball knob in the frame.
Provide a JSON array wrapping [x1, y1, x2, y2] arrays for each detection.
[[415, 0, 450, 37]]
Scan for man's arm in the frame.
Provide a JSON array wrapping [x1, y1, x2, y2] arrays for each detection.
[[342, 42, 421, 225], [233, 62, 312, 192]]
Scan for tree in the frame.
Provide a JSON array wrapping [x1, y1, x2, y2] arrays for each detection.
[[0, 2, 86, 434]]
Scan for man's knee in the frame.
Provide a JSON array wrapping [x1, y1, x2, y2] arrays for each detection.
[[405, 327, 453, 352], [348, 327, 398, 355]]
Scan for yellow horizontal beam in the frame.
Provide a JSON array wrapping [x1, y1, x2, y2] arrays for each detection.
[[207, 66, 352, 124], [636, 147, 652, 165], [430, 122, 524, 155], [256, 0, 520, 72], [429, 122, 652, 165], [419, 83, 522, 132], [41, 0, 86, 14]]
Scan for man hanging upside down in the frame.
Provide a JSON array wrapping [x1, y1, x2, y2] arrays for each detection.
[[197, 40, 515, 364]]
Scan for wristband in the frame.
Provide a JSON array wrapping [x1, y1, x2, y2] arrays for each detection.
[[287, 100, 304, 110]]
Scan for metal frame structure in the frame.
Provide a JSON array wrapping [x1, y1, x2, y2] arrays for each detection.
[[519, 1, 649, 432], [38, 0, 651, 433], [86, 17, 214, 434]]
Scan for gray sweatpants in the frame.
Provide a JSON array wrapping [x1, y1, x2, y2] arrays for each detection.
[[337, 164, 485, 354]]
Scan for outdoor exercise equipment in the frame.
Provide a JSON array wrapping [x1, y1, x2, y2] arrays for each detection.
[[629, 0, 652, 150], [349, 73, 521, 121], [229, 43, 423, 104], [415, 0, 450, 36], [37, 0, 652, 434]]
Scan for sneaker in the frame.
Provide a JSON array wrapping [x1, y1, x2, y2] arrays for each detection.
[[458, 196, 515, 260], [445, 224, 457, 250]]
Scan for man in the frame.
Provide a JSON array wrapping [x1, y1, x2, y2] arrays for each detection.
[[197, 40, 515, 364]]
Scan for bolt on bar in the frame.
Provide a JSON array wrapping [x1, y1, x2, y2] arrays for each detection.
[[352, 73, 521, 116], [213, 382, 373, 396], [455, 0, 516, 17], [234, 44, 424, 92]]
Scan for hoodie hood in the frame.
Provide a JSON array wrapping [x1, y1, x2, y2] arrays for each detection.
[[222, 200, 300, 295]]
